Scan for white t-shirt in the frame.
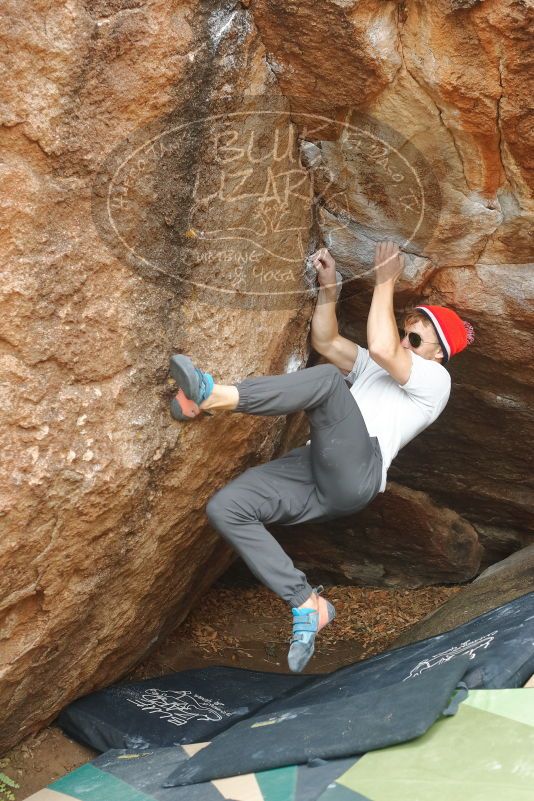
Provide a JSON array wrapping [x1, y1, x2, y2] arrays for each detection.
[[306, 348, 451, 493], [347, 348, 451, 491]]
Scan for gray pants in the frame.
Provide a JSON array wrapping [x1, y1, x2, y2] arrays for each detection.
[[205, 364, 383, 608]]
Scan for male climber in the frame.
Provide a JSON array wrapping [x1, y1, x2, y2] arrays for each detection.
[[168, 241, 474, 672]]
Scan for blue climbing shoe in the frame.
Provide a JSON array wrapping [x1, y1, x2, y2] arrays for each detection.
[[169, 354, 214, 421], [287, 586, 336, 673]]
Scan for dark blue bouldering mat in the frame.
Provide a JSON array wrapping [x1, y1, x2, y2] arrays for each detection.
[[58, 665, 311, 751]]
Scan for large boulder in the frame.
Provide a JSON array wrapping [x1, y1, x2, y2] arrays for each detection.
[[0, 1, 314, 753]]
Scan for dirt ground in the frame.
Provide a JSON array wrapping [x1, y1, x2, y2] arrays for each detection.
[[4, 580, 460, 800]]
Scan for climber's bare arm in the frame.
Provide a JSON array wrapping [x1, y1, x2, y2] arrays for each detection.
[[367, 241, 411, 385], [310, 248, 359, 372], [318, 334, 358, 373]]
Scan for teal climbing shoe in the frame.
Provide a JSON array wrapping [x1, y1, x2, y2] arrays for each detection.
[[169, 354, 214, 421], [287, 586, 336, 673]]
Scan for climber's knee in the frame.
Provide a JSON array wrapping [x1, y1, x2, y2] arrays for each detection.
[[316, 362, 340, 379], [205, 488, 232, 526], [318, 362, 346, 391], [206, 483, 252, 522]]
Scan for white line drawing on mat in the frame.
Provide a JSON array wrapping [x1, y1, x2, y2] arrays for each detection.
[[127, 688, 229, 727], [403, 631, 498, 681]]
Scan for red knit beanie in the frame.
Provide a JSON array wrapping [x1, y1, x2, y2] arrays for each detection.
[[415, 305, 475, 363]]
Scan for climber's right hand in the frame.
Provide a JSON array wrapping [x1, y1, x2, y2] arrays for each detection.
[[310, 248, 336, 290]]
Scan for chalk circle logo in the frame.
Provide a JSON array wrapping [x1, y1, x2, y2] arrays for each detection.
[[91, 96, 441, 310]]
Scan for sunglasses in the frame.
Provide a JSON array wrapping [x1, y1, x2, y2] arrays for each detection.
[[399, 329, 440, 348]]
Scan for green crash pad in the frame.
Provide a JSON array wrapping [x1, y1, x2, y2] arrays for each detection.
[[318, 689, 534, 801]]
